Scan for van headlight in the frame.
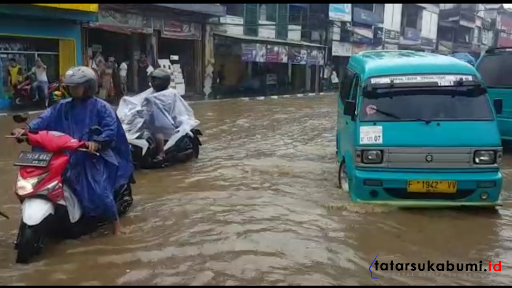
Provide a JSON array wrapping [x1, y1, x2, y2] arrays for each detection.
[[474, 150, 496, 165], [362, 150, 383, 164]]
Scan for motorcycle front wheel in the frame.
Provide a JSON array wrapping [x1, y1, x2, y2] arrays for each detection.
[[15, 222, 45, 264]]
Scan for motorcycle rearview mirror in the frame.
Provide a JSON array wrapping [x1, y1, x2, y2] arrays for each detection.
[[88, 126, 103, 136], [12, 114, 28, 124]]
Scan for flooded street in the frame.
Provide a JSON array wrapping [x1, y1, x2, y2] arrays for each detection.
[[0, 95, 511, 285]]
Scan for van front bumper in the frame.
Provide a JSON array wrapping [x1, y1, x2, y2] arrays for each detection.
[[351, 169, 502, 207]]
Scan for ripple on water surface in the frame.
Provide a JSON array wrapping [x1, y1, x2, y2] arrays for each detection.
[[0, 96, 510, 285]]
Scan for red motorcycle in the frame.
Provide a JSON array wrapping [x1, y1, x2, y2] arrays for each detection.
[[12, 76, 60, 109], [11, 75, 35, 109], [47, 81, 60, 96], [8, 114, 134, 264]]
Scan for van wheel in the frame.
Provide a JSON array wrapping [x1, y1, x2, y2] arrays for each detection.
[[338, 160, 349, 192]]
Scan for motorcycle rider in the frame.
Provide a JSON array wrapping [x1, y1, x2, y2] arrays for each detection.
[[147, 68, 173, 161], [12, 66, 133, 236]]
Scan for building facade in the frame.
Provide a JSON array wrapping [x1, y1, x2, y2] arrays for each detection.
[[83, 4, 224, 98], [438, 4, 486, 58], [0, 4, 98, 108], [329, 4, 385, 83], [207, 4, 326, 98], [398, 4, 439, 52], [485, 4, 512, 48]]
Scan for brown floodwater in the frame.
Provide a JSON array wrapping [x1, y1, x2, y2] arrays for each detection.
[[0, 95, 510, 285]]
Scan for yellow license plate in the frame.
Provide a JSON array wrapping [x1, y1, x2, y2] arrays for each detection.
[[407, 180, 457, 193]]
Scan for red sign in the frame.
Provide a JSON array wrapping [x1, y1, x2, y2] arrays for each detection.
[[498, 14, 512, 47]]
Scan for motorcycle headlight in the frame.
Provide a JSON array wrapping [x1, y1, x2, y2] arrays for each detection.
[[474, 150, 496, 165], [362, 150, 383, 164], [16, 172, 48, 196]]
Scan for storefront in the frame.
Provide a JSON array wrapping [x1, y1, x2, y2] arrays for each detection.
[[85, 6, 207, 98], [84, 7, 153, 97], [0, 4, 97, 108], [213, 33, 325, 98], [157, 20, 203, 96]]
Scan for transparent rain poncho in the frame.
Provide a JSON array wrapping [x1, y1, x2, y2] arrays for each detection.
[[116, 88, 200, 150]]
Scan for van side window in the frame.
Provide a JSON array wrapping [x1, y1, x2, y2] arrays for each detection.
[[350, 75, 360, 100], [340, 69, 355, 104]]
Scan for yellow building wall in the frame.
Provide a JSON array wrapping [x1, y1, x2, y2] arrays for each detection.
[[32, 4, 99, 13]]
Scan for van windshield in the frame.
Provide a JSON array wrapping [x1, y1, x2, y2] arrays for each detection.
[[477, 53, 512, 88], [360, 93, 494, 122]]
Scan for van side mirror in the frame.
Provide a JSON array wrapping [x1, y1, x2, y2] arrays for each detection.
[[494, 98, 503, 115], [343, 100, 356, 117]]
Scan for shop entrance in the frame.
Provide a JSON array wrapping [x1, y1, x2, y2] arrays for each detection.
[[158, 37, 196, 93], [0, 36, 61, 104], [85, 27, 149, 98]]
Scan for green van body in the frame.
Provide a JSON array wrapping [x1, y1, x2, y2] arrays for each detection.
[[476, 48, 512, 142], [337, 50, 503, 208]]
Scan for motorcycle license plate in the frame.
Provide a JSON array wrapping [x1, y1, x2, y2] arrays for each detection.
[[14, 151, 53, 167]]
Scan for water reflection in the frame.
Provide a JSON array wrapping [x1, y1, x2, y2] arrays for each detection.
[[0, 96, 509, 285]]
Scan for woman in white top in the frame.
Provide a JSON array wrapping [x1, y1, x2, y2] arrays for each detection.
[[119, 61, 128, 95], [29, 58, 49, 106]]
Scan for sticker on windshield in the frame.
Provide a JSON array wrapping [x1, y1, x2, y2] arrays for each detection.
[[370, 74, 474, 86], [360, 126, 383, 145], [366, 105, 377, 115]]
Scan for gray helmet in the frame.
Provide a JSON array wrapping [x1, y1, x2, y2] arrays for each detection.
[[149, 68, 171, 92], [63, 66, 98, 97]]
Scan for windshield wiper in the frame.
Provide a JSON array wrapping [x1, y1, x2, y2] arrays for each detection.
[[371, 107, 432, 125]]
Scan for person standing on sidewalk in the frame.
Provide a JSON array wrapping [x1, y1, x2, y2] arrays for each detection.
[[29, 58, 49, 107], [7, 58, 23, 95], [137, 55, 151, 93], [119, 60, 128, 95]]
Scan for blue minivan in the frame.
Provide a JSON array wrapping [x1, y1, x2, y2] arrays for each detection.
[[337, 50, 503, 207]]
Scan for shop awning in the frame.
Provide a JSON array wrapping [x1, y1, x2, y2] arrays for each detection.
[[154, 4, 226, 17], [86, 22, 151, 35], [213, 32, 326, 48]]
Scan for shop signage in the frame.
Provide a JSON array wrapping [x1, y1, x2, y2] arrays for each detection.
[[307, 49, 319, 65], [352, 7, 383, 26], [332, 42, 352, 56], [351, 26, 374, 45], [288, 48, 308, 64], [32, 4, 99, 13], [329, 4, 352, 22], [306, 49, 324, 66], [266, 45, 288, 63], [89, 9, 152, 34], [161, 20, 201, 40], [384, 29, 400, 43], [240, 43, 266, 62]]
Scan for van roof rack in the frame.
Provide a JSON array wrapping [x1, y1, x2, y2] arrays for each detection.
[[486, 46, 512, 53], [365, 78, 482, 91]]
